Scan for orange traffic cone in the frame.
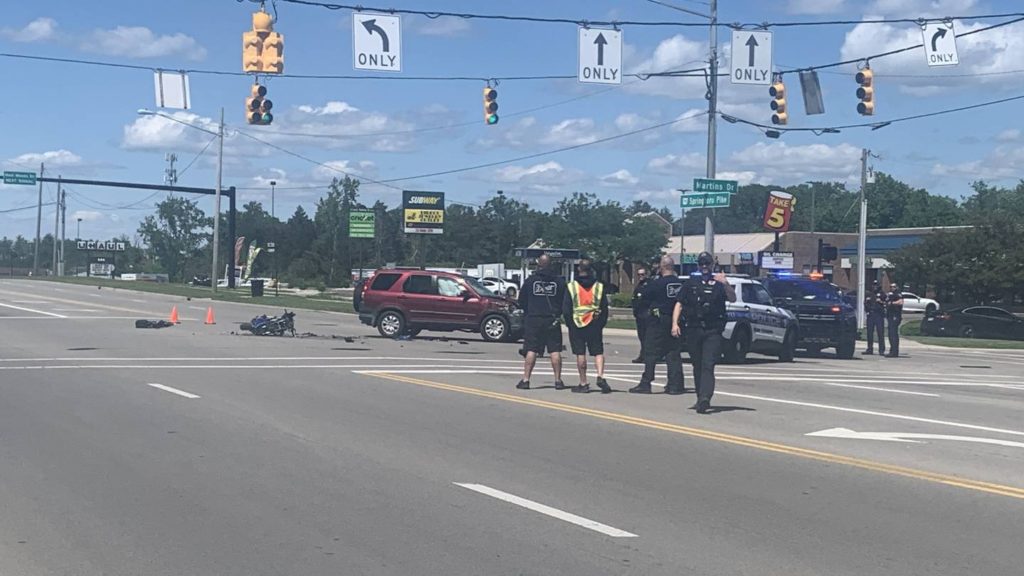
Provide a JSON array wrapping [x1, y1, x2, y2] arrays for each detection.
[[204, 307, 216, 325], [169, 305, 180, 324]]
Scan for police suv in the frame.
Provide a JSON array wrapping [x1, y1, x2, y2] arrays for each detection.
[[718, 275, 799, 363]]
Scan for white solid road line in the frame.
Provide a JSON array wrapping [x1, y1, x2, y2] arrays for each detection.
[[807, 428, 1024, 449], [0, 301, 67, 318], [147, 383, 201, 399], [454, 483, 637, 538], [820, 382, 941, 397]]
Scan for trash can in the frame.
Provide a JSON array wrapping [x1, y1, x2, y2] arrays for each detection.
[[251, 279, 265, 297]]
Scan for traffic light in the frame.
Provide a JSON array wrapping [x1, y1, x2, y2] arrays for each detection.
[[246, 83, 273, 125], [856, 67, 873, 116], [241, 8, 284, 74], [769, 77, 787, 125], [483, 87, 498, 125]]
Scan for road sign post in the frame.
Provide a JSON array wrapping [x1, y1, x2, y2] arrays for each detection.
[[2, 171, 37, 186], [693, 178, 738, 194]]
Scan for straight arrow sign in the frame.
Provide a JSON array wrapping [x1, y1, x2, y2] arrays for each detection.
[[594, 33, 607, 66], [807, 427, 1024, 449], [746, 35, 758, 67]]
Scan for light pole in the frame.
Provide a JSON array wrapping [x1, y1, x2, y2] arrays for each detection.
[[270, 180, 277, 219], [76, 217, 82, 240], [137, 107, 225, 292]]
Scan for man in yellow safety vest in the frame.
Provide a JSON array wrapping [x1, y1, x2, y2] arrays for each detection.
[[562, 258, 612, 393]]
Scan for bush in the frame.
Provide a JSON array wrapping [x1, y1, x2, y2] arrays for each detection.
[[610, 293, 633, 308]]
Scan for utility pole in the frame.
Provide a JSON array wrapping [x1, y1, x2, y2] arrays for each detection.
[[52, 177, 61, 275], [59, 188, 66, 276], [704, 0, 718, 255], [856, 148, 869, 330], [270, 180, 277, 219], [33, 162, 44, 276], [212, 107, 225, 292]]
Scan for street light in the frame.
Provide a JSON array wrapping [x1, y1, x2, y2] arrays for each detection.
[[270, 180, 277, 218], [138, 107, 225, 292]]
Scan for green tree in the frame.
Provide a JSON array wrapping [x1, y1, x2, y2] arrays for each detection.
[[137, 197, 212, 282]]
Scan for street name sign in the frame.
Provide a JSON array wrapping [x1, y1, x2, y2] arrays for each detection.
[[578, 27, 622, 85], [693, 178, 738, 194], [681, 192, 730, 209], [922, 22, 959, 67], [3, 171, 36, 185], [730, 30, 772, 85], [353, 13, 402, 72]]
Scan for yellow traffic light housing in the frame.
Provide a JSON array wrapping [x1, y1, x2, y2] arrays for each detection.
[[246, 83, 273, 125], [856, 67, 874, 116], [241, 8, 284, 74], [483, 87, 498, 125], [769, 78, 787, 125]]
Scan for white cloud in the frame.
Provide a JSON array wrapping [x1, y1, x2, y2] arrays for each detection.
[[839, 18, 1024, 95], [715, 171, 759, 186], [274, 101, 418, 152], [72, 210, 104, 222], [412, 17, 471, 36], [671, 109, 709, 133], [490, 162, 586, 194], [121, 112, 221, 152], [727, 142, 862, 185], [996, 129, 1020, 142], [867, 0, 978, 16], [1, 17, 58, 42], [81, 26, 207, 60], [541, 119, 601, 147], [647, 152, 706, 173], [600, 169, 640, 187], [297, 102, 361, 115], [931, 144, 1024, 180], [6, 149, 83, 169], [787, 0, 846, 14], [312, 160, 378, 181], [624, 34, 708, 99]]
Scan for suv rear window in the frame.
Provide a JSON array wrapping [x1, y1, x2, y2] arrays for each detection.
[[403, 274, 436, 295], [370, 273, 401, 291]]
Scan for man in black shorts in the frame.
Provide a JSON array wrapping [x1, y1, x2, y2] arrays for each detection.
[[562, 258, 612, 393], [516, 254, 567, 390]]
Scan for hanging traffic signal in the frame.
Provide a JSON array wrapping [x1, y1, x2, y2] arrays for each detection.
[[241, 8, 284, 74], [483, 87, 498, 125], [246, 83, 273, 125], [769, 77, 787, 125], [856, 67, 874, 116]]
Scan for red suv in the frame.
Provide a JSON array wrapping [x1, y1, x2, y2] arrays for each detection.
[[358, 269, 524, 342]]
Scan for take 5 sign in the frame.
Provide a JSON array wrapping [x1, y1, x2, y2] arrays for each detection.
[[762, 190, 795, 232], [403, 190, 445, 235]]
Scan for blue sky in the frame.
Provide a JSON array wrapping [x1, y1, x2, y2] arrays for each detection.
[[2, 0, 1022, 241]]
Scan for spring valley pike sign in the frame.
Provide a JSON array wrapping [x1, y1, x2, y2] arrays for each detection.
[[402, 190, 445, 235], [762, 190, 796, 233]]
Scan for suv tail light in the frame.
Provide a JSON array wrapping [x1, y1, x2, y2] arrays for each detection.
[[830, 306, 841, 313]]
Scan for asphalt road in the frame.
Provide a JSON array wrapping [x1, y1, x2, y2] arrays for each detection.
[[2, 279, 1024, 575]]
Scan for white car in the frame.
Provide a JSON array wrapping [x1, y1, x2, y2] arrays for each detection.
[[697, 276, 799, 363], [480, 276, 519, 298], [901, 292, 940, 314]]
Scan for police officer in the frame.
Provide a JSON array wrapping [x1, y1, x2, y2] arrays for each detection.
[[885, 284, 904, 358], [516, 254, 567, 390], [563, 258, 612, 394], [863, 280, 886, 355], [672, 251, 735, 414], [630, 256, 685, 395], [630, 266, 651, 363]]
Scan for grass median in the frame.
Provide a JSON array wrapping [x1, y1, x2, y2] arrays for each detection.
[[900, 318, 1024, 350], [31, 276, 355, 315]]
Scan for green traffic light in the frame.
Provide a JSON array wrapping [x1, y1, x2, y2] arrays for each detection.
[[487, 114, 499, 125]]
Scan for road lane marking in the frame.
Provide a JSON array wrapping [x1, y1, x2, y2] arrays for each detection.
[[820, 382, 940, 397], [366, 372, 1024, 501], [0, 289, 154, 315], [454, 483, 637, 538], [808, 428, 1024, 449], [11, 300, 49, 304], [0, 302, 66, 318], [52, 308, 101, 313], [147, 383, 200, 399]]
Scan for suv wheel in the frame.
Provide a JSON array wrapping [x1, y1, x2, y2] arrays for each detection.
[[723, 326, 750, 364], [377, 311, 406, 339], [836, 338, 856, 359], [505, 287, 517, 298], [778, 329, 796, 362], [481, 314, 510, 342], [925, 303, 937, 316], [959, 324, 974, 338]]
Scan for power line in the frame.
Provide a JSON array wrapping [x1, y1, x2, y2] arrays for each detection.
[[0, 202, 56, 215], [720, 93, 1024, 134], [250, 0, 1024, 29], [178, 135, 219, 178]]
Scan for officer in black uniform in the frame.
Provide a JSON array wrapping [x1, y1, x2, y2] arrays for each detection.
[[630, 256, 685, 395], [672, 251, 735, 414], [863, 280, 886, 355], [516, 254, 567, 390], [885, 284, 903, 358], [630, 267, 651, 363]]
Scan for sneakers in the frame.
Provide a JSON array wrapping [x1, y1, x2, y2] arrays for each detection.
[[596, 378, 612, 394], [631, 356, 644, 364], [571, 384, 590, 393], [516, 380, 530, 390], [554, 381, 567, 390], [696, 399, 711, 414], [628, 383, 652, 394]]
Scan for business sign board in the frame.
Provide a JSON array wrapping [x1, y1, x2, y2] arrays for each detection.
[[77, 240, 127, 252], [349, 210, 376, 238], [759, 251, 795, 270], [762, 190, 796, 232], [402, 190, 445, 235]]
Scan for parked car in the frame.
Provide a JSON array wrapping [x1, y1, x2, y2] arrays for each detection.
[[900, 292, 940, 314], [358, 269, 523, 342], [710, 276, 799, 363], [762, 275, 858, 359], [480, 276, 519, 298], [920, 306, 1024, 340]]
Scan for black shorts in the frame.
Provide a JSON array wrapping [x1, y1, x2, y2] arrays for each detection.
[[568, 324, 604, 356], [522, 316, 564, 354]]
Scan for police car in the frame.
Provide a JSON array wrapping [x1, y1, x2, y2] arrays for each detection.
[[719, 275, 799, 363]]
